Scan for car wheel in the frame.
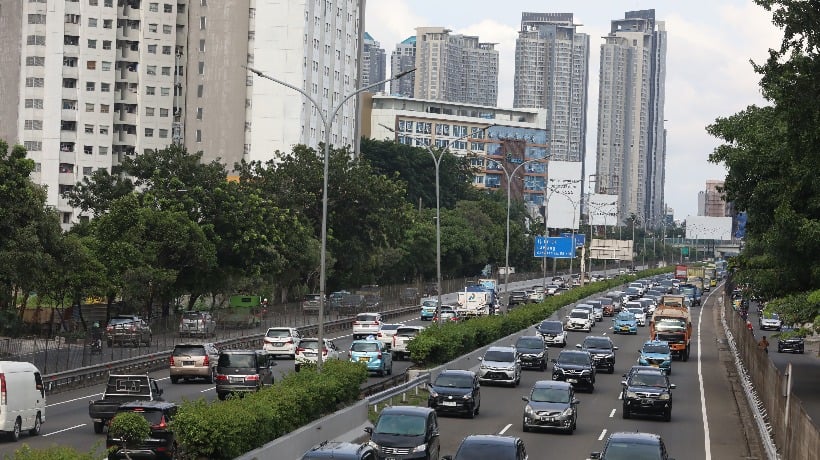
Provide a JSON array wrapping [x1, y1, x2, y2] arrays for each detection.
[[29, 413, 41, 436], [217, 392, 227, 401], [9, 417, 21, 441], [622, 407, 630, 419], [295, 363, 301, 373], [170, 376, 179, 384], [93, 421, 104, 434], [522, 421, 530, 432], [664, 409, 672, 422], [207, 368, 216, 384], [587, 383, 594, 393], [467, 405, 475, 419]]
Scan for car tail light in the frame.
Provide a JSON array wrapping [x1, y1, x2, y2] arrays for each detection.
[[322, 348, 328, 355], [245, 374, 260, 382], [392, 336, 397, 346], [296, 347, 305, 353], [154, 415, 168, 430], [372, 321, 379, 325], [169, 355, 175, 366], [376, 352, 382, 359], [0, 373, 6, 405], [215, 374, 228, 382], [285, 338, 294, 344], [203, 355, 209, 367], [377, 332, 383, 338]]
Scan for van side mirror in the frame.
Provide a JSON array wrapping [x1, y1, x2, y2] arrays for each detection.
[[590, 453, 602, 459], [670, 383, 676, 389], [613, 346, 619, 350], [575, 344, 582, 348], [364, 426, 373, 435]]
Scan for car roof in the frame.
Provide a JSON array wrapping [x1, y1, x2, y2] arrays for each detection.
[[220, 349, 263, 354], [486, 345, 516, 353], [516, 335, 544, 341], [302, 441, 371, 458], [583, 335, 612, 343], [118, 400, 177, 410], [606, 431, 663, 445], [379, 405, 434, 417], [438, 369, 476, 378], [643, 339, 669, 346], [459, 434, 519, 447], [532, 380, 572, 390], [559, 349, 590, 357]]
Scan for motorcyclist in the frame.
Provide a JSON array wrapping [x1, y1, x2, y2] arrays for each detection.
[[91, 322, 103, 348]]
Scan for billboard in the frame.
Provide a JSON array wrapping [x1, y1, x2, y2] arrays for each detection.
[[685, 216, 733, 241], [546, 161, 582, 230], [588, 194, 618, 226], [534, 236, 575, 258], [560, 233, 586, 248], [589, 239, 633, 261]]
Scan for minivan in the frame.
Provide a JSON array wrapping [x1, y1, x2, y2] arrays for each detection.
[[365, 406, 440, 459], [0, 361, 45, 441], [214, 350, 275, 400]]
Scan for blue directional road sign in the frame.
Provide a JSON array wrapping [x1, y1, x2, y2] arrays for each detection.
[[534, 236, 575, 258], [560, 233, 586, 248]]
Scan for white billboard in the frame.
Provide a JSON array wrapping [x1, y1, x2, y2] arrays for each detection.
[[588, 194, 618, 226], [685, 216, 733, 241], [546, 161, 582, 230], [589, 239, 634, 261]]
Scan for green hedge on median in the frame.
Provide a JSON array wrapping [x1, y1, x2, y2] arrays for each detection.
[[407, 268, 673, 365], [170, 359, 368, 459]]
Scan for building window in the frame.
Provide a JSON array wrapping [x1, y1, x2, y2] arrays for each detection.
[[146, 86, 155, 95], [148, 23, 158, 33], [198, 61, 204, 75], [148, 44, 157, 54], [100, 104, 109, 113], [149, 2, 158, 12], [85, 82, 95, 91], [85, 103, 95, 112], [161, 66, 171, 75], [99, 125, 109, 134], [83, 166, 93, 176], [199, 16, 206, 29], [160, 87, 169, 96], [28, 14, 46, 24], [88, 17, 97, 27], [158, 129, 168, 138], [84, 124, 93, 133], [26, 56, 45, 66], [24, 141, 42, 151], [195, 129, 202, 142], [199, 39, 205, 52], [164, 3, 172, 13], [87, 39, 96, 48], [103, 19, 113, 28], [87, 60, 96, 70], [196, 107, 203, 119], [25, 77, 45, 87], [99, 146, 108, 155], [84, 145, 93, 154], [102, 40, 112, 50], [147, 65, 156, 75], [145, 107, 155, 116], [100, 82, 110, 92], [145, 128, 154, 137], [163, 24, 172, 34], [197, 84, 203, 97], [25, 99, 44, 109], [26, 35, 46, 46], [159, 108, 169, 117], [101, 61, 111, 71], [104, 0, 112, 6]]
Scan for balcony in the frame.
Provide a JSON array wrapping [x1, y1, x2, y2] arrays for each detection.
[[117, 67, 139, 84], [118, 110, 137, 125], [62, 87, 78, 99], [115, 88, 137, 104], [57, 196, 73, 210], [59, 150, 76, 164], [61, 109, 76, 122], [58, 172, 76, 185], [118, 47, 130, 60], [114, 132, 137, 146], [64, 44, 79, 57], [63, 66, 79, 80], [60, 131, 77, 142], [116, 27, 131, 41]]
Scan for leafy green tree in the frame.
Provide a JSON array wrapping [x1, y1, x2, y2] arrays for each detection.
[[107, 411, 151, 459]]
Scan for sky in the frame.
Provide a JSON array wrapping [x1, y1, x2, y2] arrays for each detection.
[[364, 0, 783, 220]]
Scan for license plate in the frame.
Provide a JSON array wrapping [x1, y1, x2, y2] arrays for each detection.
[[229, 377, 244, 383], [272, 342, 283, 347], [358, 357, 369, 362], [441, 401, 457, 407], [541, 416, 554, 422], [183, 361, 195, 366], [304, 352, 316, 357], [642, 399, 654, 404], [567, 378, 578, 383]]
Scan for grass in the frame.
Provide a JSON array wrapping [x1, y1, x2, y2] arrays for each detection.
[[367, 387, 431, 424]]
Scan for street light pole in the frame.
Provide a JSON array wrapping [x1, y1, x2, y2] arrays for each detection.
[[245, 66, 415, 371]]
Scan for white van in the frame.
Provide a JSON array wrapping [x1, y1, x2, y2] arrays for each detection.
[[0, 361, 45, 441]]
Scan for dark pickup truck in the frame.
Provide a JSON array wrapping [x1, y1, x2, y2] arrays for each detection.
[[89, 374, 164, 434]]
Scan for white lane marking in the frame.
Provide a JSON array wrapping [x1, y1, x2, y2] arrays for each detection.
[[598, 428, 607, 441], [47, 393, 103, 407], [698, 289, 713, 460], [43, 423, 85, 436], [617, 392, 622, 400], [609, 408, 616, 418], [498, 423, 512, 435], [200, 386, 216, 393]]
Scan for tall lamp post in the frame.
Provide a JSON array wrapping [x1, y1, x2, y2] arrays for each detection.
[[491, 157, 547, 311], [245, 66, 415, 371]]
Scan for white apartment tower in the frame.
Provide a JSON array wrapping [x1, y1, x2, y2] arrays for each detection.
[[390, 35, 416, 97], [414, 27, 498, 107], [0, 0, 185, 229], [513, 12, 589, 163], [362, 32, 386, 92], [595, 9, 667, 225]]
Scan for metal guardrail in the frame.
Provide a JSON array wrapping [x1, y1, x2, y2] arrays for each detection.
[[365, 372, 430, 403], [42, 304, 421, 394]]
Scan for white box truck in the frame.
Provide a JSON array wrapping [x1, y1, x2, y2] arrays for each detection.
[[0, 361, 46, 441]]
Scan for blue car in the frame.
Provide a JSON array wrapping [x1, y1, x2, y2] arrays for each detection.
[[638, 340, 672, 374], [420, 299, 438, 321], [612, 311, 638, 335], [349, 338, 393, 376]]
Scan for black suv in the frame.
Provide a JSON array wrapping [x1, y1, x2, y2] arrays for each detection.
[[365, 406, 440, 460], [777, 326, 805, 353], [301, 441, 378, 460], [621, 369, 676, 421], [106, 401, 177, 460], [427, 370, 480, 418], [575, 336, 617, 374], [215, 350, 276, 400], [591, 432, 675, 460], [443, 435, 527, 460], [551, 350, 596, 392], [508, 291, 529, 307], [515, 335, 548, 371]]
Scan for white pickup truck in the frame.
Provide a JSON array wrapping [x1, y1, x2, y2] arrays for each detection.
[[391, 325, 425, 361]]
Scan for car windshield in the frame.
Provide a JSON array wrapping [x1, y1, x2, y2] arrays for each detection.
[[351, 342, 379, 352], [109, 318, 135, 326], [397, 328, 421, 337], [218, 353, 256, 368], [643, 344, 670, 354], [299, 340, 321, 350], [434, 374, 473, 388], [173, 346, 206, 356], [630, 373, 668, 387], [381, 324, 400, 332], [765, 313, 780, 320], [615, 313, 634, 321], [356, 314, 379, 322], [531, 387, 571, 403], [602, 442, 662, 460], [119, 408, 167, 426], [454, 443, 515, 460], [559, 353, 589, 366], [304, 294, 321, 301], [538, 321, 562, 332], [583, 338, 611, 349], [422, 300, 438, 308], [516, 338, 544, 349], [570, 311, 588, 319], [374, 414, 426, 436], [483, 350, 515, 362], [512, 291, 527, 296], [265, 329, 291, 338], [182, 312, 205, 320], [628, 308, 644, 315], [655, 318, 686, 330]]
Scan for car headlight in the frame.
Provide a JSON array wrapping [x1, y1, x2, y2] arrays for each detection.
[[462, 394, 472, 400], [412, 444, 427, 453], [561, 407, 574, 417], [524, 405, 535, 416], [428, 389, 438, 398], [638, 358, 648, 365], [604, 353, 614, 359], [626, 391, 638, 399], [581, 369, 591, 375], [367, 440, 379, 450], [659, 393, 671, 400]]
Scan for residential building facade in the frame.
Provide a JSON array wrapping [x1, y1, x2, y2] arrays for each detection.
[[595, 9, 667, 225], [390, 35, 416, 97], [362, 32, 386, 92], [413, 27, 498, 107], [698, 180, 732, 217]]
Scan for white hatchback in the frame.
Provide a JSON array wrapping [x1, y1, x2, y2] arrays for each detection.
[[376, 323, 401, 349], [294, 338, 343, 372], [626, 307, 647, 326], [352, 312, 383, 340], [262, 327, 302, 359]]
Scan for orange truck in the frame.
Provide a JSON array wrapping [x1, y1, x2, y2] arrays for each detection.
[[650, 295, 692, 361]]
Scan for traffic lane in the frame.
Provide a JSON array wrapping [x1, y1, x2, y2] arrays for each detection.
[[435, 314, 706, 460]]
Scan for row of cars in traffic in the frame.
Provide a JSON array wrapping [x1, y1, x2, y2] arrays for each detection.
[[300, 273, 685, 460]]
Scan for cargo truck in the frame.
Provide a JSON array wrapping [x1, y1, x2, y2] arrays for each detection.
[[456, 285, 493, 317], [650, 296, 692, 361]]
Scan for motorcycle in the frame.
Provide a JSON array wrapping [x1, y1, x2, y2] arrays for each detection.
[[90, 337, 103, 354]]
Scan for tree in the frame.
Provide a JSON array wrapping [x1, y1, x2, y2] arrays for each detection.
[[107, 411, 151, 460]]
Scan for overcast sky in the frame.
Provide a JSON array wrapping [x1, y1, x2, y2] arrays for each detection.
[[364, 0, 782, 220]]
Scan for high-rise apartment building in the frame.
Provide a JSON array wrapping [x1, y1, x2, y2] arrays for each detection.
[[1, 0, 186, 229], [0, 0, 363, 227], [414, 27, 498, 107], [513, 12, 589, 163], [595, 9, 667, 225], [390, 36, 416, 97], [698, 180, 732, 217], [362, 32, 386, 92]]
